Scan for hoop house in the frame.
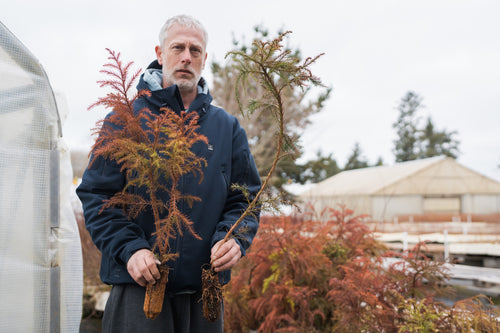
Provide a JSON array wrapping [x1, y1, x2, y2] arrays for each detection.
[[0, 22, 82, 332]]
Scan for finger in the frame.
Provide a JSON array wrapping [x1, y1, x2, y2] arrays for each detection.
[[210, 240, 223, 259], [144, 255, 161, 280], [214, 253, 239, 272], [127, 249, 159, 286], [129, 265, 147, 287], [218, 243, 239, 264], [135, 276, 147, 287], [217, 258, 238, 272], [211, 239, 233, 261], [213, 244, 241, 272], [138, 257, 158, 285]]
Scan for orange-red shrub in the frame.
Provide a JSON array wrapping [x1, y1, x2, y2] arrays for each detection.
[[223, 206, 500, 332]]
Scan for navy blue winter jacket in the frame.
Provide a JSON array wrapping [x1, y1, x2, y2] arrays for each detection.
[[77, 61, 261, 293]]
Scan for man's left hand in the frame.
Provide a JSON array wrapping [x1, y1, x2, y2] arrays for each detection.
[[211, 239, 241, 272]]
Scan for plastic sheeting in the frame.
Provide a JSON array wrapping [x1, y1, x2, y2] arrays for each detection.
[[0, 22, 83, 332]]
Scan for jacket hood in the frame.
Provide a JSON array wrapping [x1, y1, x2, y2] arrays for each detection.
[[137, 60, 212, 117]]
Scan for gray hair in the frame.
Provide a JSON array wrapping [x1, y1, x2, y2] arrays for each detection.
[[158, 15, 208, 48]]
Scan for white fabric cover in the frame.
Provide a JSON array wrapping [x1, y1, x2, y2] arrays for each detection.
[[0, 21, 83, 332]]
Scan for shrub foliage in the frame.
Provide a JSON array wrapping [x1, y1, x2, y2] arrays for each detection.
[[224, 206, 500, 332]]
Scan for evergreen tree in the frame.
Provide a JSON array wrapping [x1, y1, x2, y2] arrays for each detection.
[[418, 116, 459, 158], [393, 91, 422, 162], [344, 142, 369, 171], [275, 155, 302, 187], [278, 151, 340, 185], [393, 91, 460, 162], [374, 156, 384, 166], [301, 151, 340, 183]]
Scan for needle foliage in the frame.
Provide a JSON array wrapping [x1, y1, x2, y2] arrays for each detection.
[[89, 48, 207, 264]]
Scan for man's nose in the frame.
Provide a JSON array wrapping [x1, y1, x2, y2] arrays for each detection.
[[181, 49, 192, 64]]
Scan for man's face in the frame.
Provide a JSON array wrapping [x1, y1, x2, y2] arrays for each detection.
[[155, 23, 207, 92]]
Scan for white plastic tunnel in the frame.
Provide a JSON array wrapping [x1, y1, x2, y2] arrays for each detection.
[[0, 22, 83, 332]]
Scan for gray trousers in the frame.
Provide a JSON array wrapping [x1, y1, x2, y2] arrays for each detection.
[[102, 284, 223, 333]]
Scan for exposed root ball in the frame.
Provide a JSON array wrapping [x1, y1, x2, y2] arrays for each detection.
[[201, 267, 223, 322], [143, 265, 169, 319]]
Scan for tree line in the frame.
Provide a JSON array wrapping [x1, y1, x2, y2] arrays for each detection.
[[211, 27, 460, 190]]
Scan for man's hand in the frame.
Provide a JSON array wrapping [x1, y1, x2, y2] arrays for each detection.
[[126, 249, 161, 287], [211, 239, 242, 272]]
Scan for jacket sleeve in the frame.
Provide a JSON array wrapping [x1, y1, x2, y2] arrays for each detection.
[[211, 118, 261, 256], [76, 155, 151, 266]]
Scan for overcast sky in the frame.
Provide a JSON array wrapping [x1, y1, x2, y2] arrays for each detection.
[[2, 0, 499, 181]]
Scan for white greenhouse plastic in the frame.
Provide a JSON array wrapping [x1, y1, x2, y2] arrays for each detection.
[[0, 22, 83, 332]]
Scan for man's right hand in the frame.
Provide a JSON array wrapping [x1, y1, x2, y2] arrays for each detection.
[[126, 249, 161, 287]]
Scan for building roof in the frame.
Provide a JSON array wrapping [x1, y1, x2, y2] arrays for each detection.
[[300, 156, 500, 197]]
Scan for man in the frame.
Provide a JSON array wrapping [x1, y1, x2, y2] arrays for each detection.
[[77, 15, 261, 332]]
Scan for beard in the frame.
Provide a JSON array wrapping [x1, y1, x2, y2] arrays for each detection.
[[164, 68, 200, 92]]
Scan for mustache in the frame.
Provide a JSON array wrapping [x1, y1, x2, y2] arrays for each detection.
[[175, 67, 194, 75]]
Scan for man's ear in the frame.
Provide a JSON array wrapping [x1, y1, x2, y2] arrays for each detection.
[[155, 45, 163, 65]]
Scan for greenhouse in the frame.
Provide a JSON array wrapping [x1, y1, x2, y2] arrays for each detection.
[[300, 156, 500, 221], [0, 22, 82, 332]]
